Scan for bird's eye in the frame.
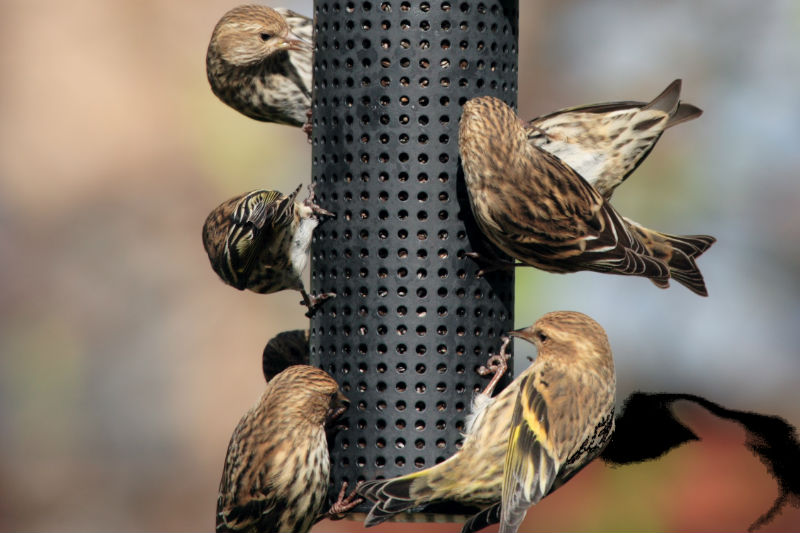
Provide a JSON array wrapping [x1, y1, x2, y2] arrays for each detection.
[[259, 33, 271, 41], [536, 332, 548, 342]]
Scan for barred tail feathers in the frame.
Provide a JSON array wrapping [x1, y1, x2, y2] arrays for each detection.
[[643, 79, 703, 129], [358, 471, 439, 527], [659, 232, 715, 296], [667, 103, 703, 128], [643, 79, 681, 117], [462, 503, 502, 533], [626, 219, 715, 296]]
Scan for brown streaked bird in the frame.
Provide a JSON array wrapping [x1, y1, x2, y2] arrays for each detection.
[[358, 311, 616, 532], [217, 365, 362, 533], [459, 95, 715, 296], [202, 185, 334, 316], [262, 329, 309, 382], [526, 79, 703, 200], [206, 5, 313, 136], [524, 81, 715, 294]]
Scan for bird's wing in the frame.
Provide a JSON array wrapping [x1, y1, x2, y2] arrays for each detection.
[[526, 101, 648, 199], [216, 422, 286, 532], [217, 492, 284, 532], [227, 192, 277, 288], [233, 189, 295, 230], [275, 8, 314, 42], [229, 190, 275, 228], [499, 370, 561, 533], [480, 146, 607, 249], [268, 185, 301, 229], [485, 143, 605, 241], [230, 188, 300, 287], [526, 80, 701, 199], [482, 146, 671, 281]]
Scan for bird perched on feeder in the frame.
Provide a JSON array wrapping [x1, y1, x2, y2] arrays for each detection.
[[458, 95, 715, 296], [262, 329, 309, 382], [216, 365, 362, 533], [524, 80, 715, 294], [202, 184, 334, 316], [358, 311, 616, 533], [206, 5, 314, 137]]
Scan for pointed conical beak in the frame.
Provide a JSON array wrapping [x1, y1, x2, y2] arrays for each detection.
[[336, 391, 350, 410], [282, 31, 312, 52], [313, 205, 335, 218], [507, 327, 526, 338], [326, 391, 350, 426]]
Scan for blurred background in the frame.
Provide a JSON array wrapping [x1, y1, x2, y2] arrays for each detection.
[[1, 0, 798, 530]]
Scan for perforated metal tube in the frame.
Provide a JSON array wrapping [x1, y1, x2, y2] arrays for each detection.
[[309, 0, 518, 516]]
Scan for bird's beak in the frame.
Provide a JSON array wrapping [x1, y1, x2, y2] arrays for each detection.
[[313, 205, 335, 218], [327, 392, 350, 426], [508, 328, 539, 362], [507, 327, 526, 339], [507, 327, 536, 345], [336, 391, 350, 410], [282, 32, 313, 52]]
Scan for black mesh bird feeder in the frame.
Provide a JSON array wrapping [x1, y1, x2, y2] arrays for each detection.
[[309, 0, 518, 518]]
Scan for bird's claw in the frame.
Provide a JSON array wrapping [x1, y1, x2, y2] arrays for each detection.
[[465, 251, 515, 278], [304, 183, 335, 218], [301, 290, 336, 317], [478, 336, 512, 375], [477, 354, 508, 376], [303, 108, 313, 143], [326, 481, 364, 520], [478, 336, 512, 397]]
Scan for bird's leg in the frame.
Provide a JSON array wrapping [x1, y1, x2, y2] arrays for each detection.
[[303, 108, 313, 143], [465, 251, 517, 278], [304, 182, 335, 218], [477, 336, 512, 397], [321, 482, 363, 521], [300, 289, 336, 317]]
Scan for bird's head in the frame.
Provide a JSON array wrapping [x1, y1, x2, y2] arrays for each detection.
[[209, 5, 312, 67], [460, 96, 526, 141], [509, 311, 614, 370], [268, 365, 350, 426], [458, 96, 528, 181], [202, 193, 251, 287]]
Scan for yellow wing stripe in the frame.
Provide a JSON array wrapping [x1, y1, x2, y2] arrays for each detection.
[[519, 385, 550, 447]]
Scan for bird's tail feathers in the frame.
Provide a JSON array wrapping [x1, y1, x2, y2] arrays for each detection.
[[461, 503, 502, 533], [660, 232, 715, 296], [643, 79, 682, 116], [667, 103, 703, 128], [643, 79, 702, 129], [287, 183, 303, 203], [628, 219, 715, 296], [358, 474, 436, 527]]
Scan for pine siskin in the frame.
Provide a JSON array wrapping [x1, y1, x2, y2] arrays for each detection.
[[357, 311, 616, 532], [262, 329, 309, 382], [526, 79, 702, 200], [459, 96, 715, 296], [216, 365, 362, 533], [206, 5, 313, 135], [202, 185, 334, 315], [525, 81, 715, 295]]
